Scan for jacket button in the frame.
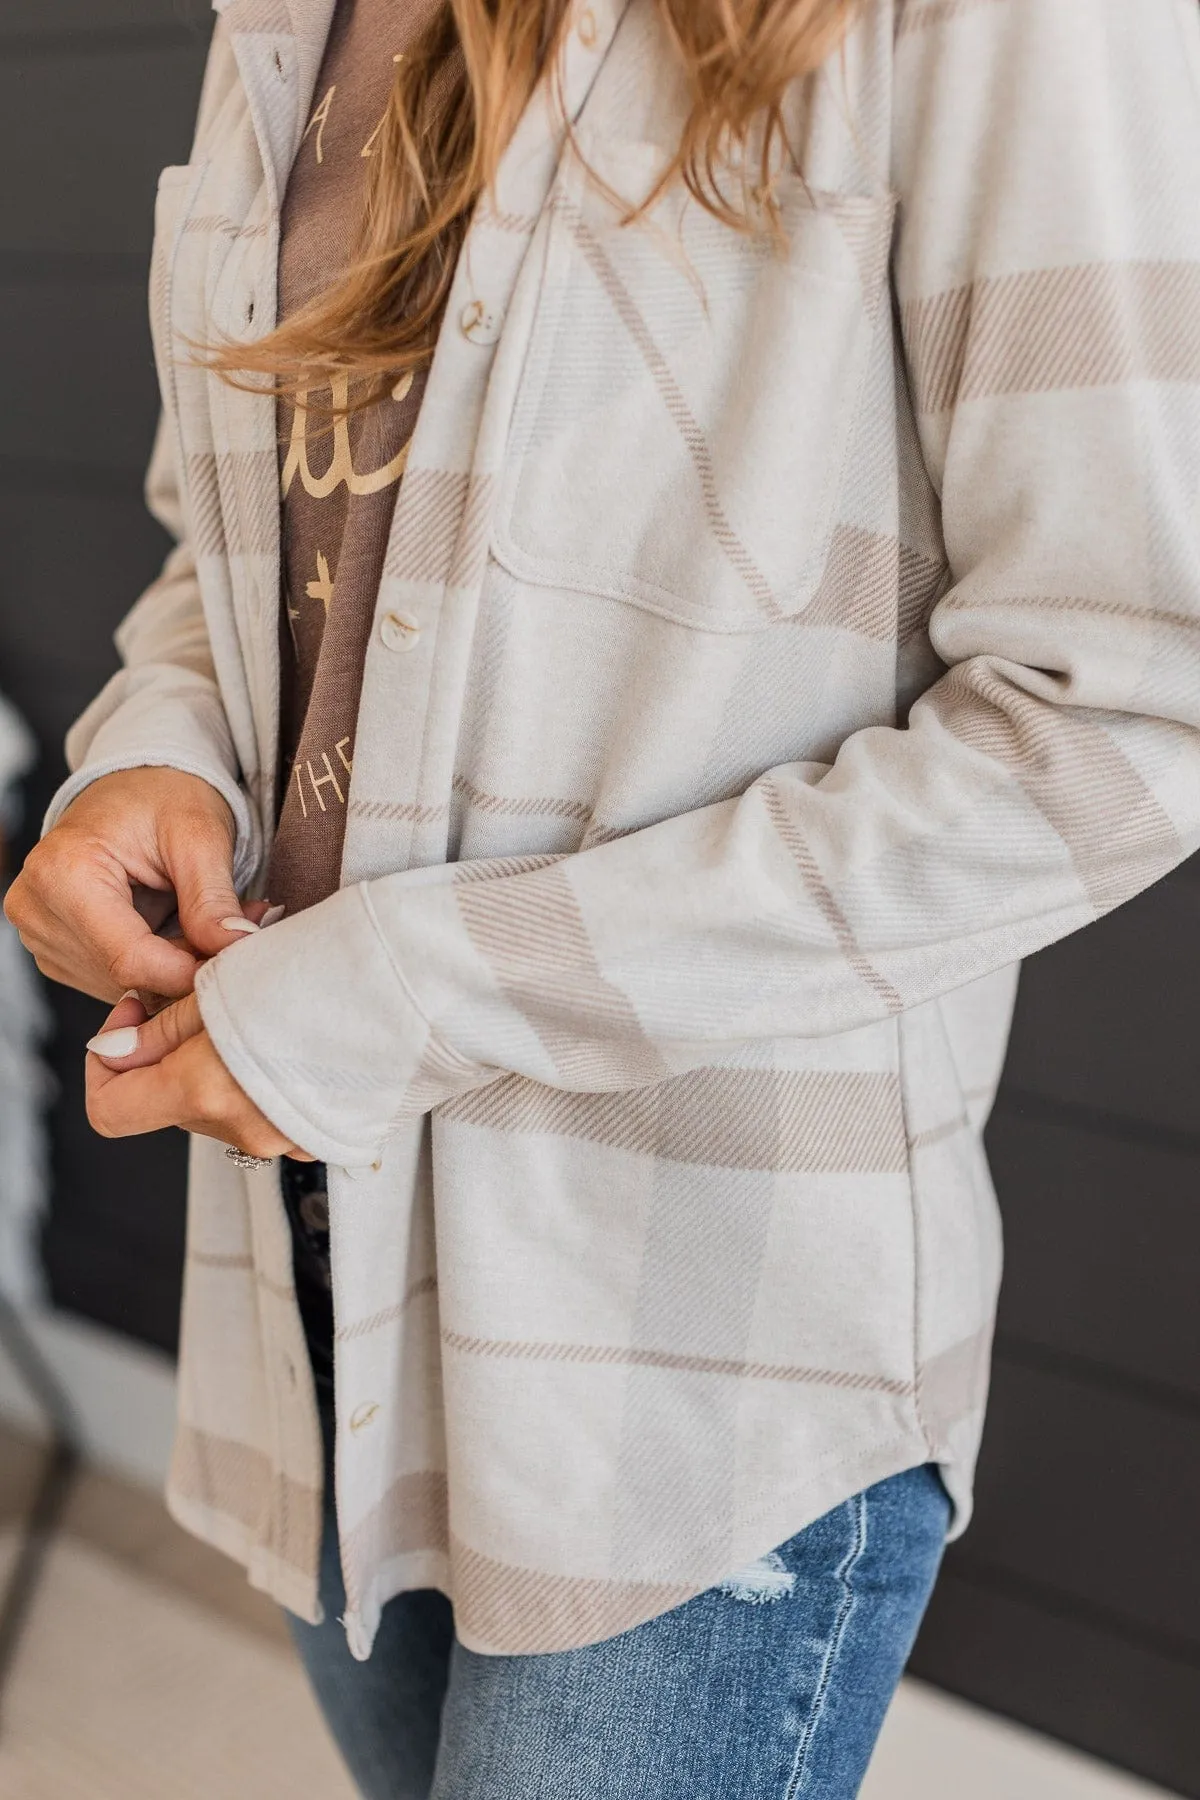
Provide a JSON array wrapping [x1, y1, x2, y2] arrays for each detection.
[[460, 298, 500, 344], [380, 610, 420, 652], [576, 6, 597, 45], [349, 1401, 380, 1433]]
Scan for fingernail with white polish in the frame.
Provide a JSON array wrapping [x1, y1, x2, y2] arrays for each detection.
[[86, 1027, 140, 1058], [120, 990, 141, 1002], [219, 916, 260, 935], [260, 904, 287, 928]]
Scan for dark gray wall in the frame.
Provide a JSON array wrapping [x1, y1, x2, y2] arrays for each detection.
[[2, 5, 1198, 1791], [1, 0, 214, 1348], [912, 858, 1200, 1796]]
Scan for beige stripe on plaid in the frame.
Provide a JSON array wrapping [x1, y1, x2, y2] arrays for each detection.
[[903, 262, 1200, 414], [171, 1423, 322, 1576], [452, 1542, 694, 1658], [456, 862, 671, 1088], [443, 1332, 914, 1393], [441, 1067, 908, 1172]]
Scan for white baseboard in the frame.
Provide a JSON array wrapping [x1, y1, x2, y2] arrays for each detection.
[[0, 1306, 176, 1491]]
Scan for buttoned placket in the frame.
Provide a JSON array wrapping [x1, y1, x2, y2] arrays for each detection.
[[217, 20, 299, 827], [211, 0, 629, 1651], [344, 0, 627, 888], [329, 0, 630, 1658], [213, 0, 343, 1608]]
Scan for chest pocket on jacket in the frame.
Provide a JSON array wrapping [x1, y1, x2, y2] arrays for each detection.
[[491, 135, 896, 632]]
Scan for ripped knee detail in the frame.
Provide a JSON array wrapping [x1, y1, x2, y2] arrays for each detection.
[[717, 1551, 795, 1605]]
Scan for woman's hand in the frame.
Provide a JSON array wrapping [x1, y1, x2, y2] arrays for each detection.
[[85, 991, 314, 1160], [5, 767, 259, 1003]]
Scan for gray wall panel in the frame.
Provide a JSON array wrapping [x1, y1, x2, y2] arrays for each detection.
[[952, 1358, 1200, 1651], [999, 872, 1200, 1135], [1, 1, 211, 35], [0, 7, 207, 1361], [0, 282, 159, 475], [0, 45, 207, 257], [911, 1580, 1200, 1798], [987, 1100, 1200, 1397], [0, 490, 168, 751]]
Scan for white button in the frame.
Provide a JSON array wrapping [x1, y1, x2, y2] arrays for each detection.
[[460, 298, 501, 345], [380, 610, 420, 652], [349, 1401, 380, 1434], [576, 5, 598, 46]]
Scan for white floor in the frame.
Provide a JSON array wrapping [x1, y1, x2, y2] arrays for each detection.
[[0, 1527, 357, 1800], [0, 1308, 1181, 1800], [864, 1681, 1177, 1800]]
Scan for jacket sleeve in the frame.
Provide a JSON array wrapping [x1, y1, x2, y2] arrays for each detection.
[[43, 417, 258, 886], [197, 0, 1200, 1166], [42, 16, 258, 887]]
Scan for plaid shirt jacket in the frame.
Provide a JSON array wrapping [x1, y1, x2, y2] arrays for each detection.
[[47, 0, 1200, 1656]]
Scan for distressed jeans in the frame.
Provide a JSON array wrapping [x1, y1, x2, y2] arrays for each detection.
[[286, 1423, 949, 1800]]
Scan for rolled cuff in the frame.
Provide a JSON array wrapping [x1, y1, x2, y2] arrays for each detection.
[[194, 883, 489, 1167]]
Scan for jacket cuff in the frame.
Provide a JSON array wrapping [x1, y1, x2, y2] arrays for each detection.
[[194, 883, 490, 1166]]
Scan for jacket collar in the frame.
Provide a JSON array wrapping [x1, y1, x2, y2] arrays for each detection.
[[212, 0, 338, 210], [211, 0, 629, 215]]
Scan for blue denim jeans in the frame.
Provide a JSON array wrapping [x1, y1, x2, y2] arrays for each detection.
[[287, 1432, 949, 1800]]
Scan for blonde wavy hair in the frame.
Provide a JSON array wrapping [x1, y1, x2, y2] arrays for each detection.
[[209, 0, 857, 400]]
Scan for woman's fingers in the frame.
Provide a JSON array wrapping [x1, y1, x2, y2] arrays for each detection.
[[91, 991, 148, 1035], [81, 905, 309, 1158], [159, 804, 261, 957], [86, 990, 203, 1069], [85, 1025, 303, 1160], [86, 1053, 215, 1142], [19, 846, 201, 999], [79, 991, 147, 1064], [4, 769, 261, 1004]]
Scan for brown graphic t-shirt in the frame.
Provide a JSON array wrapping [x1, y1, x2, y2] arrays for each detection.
[[268, 0, 458, 1380], [267, 0, 443, 915]]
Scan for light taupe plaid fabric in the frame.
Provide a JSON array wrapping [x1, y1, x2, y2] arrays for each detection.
[[48, 0, 1200, 1656]]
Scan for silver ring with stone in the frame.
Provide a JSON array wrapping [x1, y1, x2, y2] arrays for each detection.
[[225, 1146, 272, 1170]]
